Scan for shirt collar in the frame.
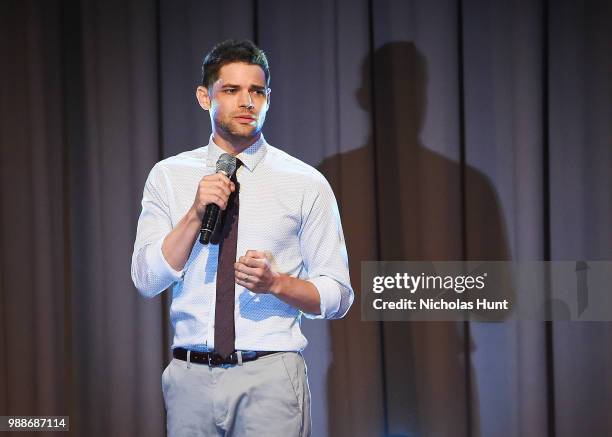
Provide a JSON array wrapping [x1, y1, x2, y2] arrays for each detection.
[[205, 134, 268, 172]]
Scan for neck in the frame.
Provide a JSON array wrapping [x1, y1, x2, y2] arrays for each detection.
[[212, 130, 261, 155]]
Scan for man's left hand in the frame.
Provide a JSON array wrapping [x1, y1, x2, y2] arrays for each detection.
[[234, 250, 280, 293]]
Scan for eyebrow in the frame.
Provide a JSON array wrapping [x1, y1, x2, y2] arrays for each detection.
[[221, 84, 267, 90]]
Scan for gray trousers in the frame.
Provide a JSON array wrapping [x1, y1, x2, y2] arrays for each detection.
[[162, 351, 311, 437]]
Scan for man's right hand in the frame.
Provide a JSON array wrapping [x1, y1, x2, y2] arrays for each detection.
[[191, 173, 236, 220]]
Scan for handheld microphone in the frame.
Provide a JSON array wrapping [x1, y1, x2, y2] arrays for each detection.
[[199, 153, 238, 244]]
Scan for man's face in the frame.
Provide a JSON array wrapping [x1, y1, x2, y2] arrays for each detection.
[[198, 62, 270, 142]]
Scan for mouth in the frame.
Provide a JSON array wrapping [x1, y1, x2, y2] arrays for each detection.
[[234, 115, 256, 123]]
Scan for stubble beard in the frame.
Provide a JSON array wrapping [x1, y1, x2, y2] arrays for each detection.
[[217, 116, 261, 142]]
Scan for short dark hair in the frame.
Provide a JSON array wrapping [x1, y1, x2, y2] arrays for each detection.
[[201, 39, 270, 88]]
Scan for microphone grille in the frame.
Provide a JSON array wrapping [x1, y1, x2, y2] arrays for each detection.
[[216, 153, 237, 176]]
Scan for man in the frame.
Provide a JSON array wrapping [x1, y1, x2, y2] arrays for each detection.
[[131, 39, 353, 436]]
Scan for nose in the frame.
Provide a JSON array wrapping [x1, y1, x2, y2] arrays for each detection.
[[240, 90, 255, 110]]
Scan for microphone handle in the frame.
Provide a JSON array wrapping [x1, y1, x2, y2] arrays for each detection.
[[199, 203, 220, 244], [199, 168, 232, 245]]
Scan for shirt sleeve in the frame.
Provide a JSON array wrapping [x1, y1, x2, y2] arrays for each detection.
[[299, 173, 354, 320], [131, 164, 184, 298]]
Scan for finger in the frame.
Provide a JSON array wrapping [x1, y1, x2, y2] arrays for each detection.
[[241, 257, 266, 269], [235, 271, 256, 286], [202, 186, 232, 209], [203, 173, 233, 190], [236, 271, 252, 282], [238, 255, 263, 266], [205, 182, 231, 198], [215, 173, 233, 187], [245, 249, 266, 259], [214, 182, 232, 198], [203, 194, 227, 210], [234, 263, 261, 277], [203, 185, 230, 201], [235, 277, 251, 288], [199, 181, 231, 201]]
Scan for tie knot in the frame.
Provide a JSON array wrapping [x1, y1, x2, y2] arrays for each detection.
[[232, 159, 243, 182]]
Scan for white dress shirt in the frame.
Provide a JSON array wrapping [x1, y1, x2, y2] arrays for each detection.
[[131, 135, 353, 352]]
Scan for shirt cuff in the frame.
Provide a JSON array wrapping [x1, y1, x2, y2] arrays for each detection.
[[303, 276, 342, 319], [146, 238, 184, 283]]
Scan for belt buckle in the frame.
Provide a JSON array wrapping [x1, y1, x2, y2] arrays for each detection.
[[208, 353, 224, 367]]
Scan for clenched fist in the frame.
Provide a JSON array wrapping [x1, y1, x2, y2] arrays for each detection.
[[191, 173, 236, 220], [234, 250, 281, 294]]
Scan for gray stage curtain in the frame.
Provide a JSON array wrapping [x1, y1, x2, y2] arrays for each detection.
[[1, 1, 610, 436]]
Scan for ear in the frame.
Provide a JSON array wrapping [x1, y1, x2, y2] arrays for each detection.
[[265, 88, 271, 109], [196, 86, 211, 111]]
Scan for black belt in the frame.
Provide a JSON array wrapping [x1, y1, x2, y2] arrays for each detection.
[[173, 347, 278, 367]]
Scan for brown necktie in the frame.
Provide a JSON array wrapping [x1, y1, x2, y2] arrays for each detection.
[[214, 160, 242, 358]]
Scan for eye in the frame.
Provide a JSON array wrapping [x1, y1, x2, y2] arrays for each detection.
[[223, 88, 236, 94]]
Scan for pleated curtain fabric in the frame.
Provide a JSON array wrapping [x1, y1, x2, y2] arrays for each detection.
[[1, 1, 610, 436]]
